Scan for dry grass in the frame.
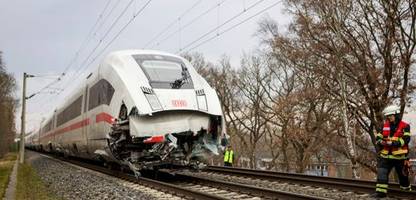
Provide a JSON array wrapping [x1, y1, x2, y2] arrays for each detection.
[[15, 163, 60, 200], [0, 152, 16, 198]]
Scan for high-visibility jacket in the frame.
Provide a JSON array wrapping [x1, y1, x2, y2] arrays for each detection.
[[224, 150, 234, 163], [377, 120, 411, 159]]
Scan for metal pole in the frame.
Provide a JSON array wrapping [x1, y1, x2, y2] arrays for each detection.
[[19, 72, 27, 164]]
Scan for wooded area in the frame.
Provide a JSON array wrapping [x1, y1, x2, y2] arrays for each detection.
[[185, 0, 416, 177], [0, 51, 17, 158]]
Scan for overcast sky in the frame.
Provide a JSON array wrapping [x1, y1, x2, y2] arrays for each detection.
[[0, 0, 290, 133]]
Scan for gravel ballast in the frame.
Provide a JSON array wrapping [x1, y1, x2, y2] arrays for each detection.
[[26, 151, 183, 200]]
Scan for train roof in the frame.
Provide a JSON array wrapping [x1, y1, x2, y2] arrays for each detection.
[[37, 49, 189, 130], [107, 49, 184, 60]]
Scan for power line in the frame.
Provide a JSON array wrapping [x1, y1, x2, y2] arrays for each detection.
[[86, 0, 153, 68], [143, 0, 203, 48], [94, 0, 122, 39], [62, 0, 113, 76], [29, 0, 153, 119], [30, 1, 120, 115], [68, 0, 136, 85], [150, 0, 229, 49], [29, 0, 114, 102], [28, 75, 60, 79], [68, 0, 153, 88], [182, 0, 282, 53], [45, 0, 152, 115], [178, 0, 266, 53], [26, 0, 115, 110]]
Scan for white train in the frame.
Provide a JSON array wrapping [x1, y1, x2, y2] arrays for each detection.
[[26, 50, 226, 175]]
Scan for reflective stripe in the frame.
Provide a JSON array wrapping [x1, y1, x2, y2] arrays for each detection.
[[403, 132, 411, 136], [224, 150, 233, 163], [398, 138, 405, 146], [383, 127, 390, 131], [381, 149, 389, 155], [391, 137, 398, 141], [224, 151, 229, 162], [376, 184, 388, 189], [376, 188, 387, 193], [400, 186, 412, 191], [392, 149, 408, 155], [380, 154, 407, 159]]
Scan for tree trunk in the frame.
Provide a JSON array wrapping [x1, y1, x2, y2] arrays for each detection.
[[339, 72, 359, 179]]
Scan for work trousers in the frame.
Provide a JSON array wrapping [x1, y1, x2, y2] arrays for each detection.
[[375, 157, 411, 194]]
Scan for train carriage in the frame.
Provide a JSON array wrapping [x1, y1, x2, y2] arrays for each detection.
[[29, 50, 226, 174]]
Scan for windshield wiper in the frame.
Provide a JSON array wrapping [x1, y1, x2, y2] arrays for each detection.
[[170, 66, 189, 89]]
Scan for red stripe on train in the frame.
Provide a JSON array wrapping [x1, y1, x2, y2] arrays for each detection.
[[96, 112, 115, 124], [40, 112, 114, 140]]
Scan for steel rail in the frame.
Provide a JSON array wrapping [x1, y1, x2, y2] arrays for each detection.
[[206, 166, 416, 198], [169, 171, 331, 200]]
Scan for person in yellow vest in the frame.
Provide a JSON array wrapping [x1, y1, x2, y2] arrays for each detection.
[[224, 145, 234, 167], [371, 105, 412, 198]]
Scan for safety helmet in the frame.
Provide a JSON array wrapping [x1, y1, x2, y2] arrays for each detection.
[[382, 104, 401, 116]]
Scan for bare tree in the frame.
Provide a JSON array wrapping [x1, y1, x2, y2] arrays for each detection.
[[255, 0, 416, 173], [286, 0, 416, 144], [0, 51, 17, 158]]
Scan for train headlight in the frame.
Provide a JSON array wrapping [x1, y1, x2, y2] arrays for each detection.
[[141, 87, 163, 111], [196, 89, 208, 111]]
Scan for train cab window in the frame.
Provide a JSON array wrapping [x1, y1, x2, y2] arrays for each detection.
[[57, 96, 83, 126], [88, 79, 115, 110], [133, 54, 193, 89]]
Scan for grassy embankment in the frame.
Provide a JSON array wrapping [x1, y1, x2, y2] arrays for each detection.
[[15, 162, 61, 200], [1, 151, 60, 200], [0, 153, 17, 198]]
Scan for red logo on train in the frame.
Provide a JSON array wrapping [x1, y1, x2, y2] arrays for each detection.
[[172, 100, 187, 107]]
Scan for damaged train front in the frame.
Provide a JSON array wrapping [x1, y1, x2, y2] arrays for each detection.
[[107, 53, 226, 176]]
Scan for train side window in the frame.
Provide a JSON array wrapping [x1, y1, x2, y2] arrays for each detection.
[[57, 96, 83, 126], [42, 120, 52, 134], [88, 79, 115, 110]]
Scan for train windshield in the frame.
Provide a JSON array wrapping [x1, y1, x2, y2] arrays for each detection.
[[133, 54, 193, 89], [142, 60, 182, 82]]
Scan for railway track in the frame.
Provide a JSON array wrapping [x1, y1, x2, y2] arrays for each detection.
[[159, 169, 330, 200], [204, 166, 416, 199], [35, 152, 326, 200]]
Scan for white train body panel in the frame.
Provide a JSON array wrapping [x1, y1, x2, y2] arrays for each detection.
[[28, 50, 225, 169]]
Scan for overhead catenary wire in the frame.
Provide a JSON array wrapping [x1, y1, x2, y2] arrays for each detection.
[[93, 0, 123, 39], [69, 0, 137, 83], [177, 0, 266, 52], [36, 0, 134, 112], [149, 0, 229, 49], [26, 0, 113, 101], [83, 0, 153, 76], [29, 0, 120, 116], [30, 0, 148, 128], [182, 0, 282, 53], [143, 0, 203, 48], [62, 0, 113, 76]]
